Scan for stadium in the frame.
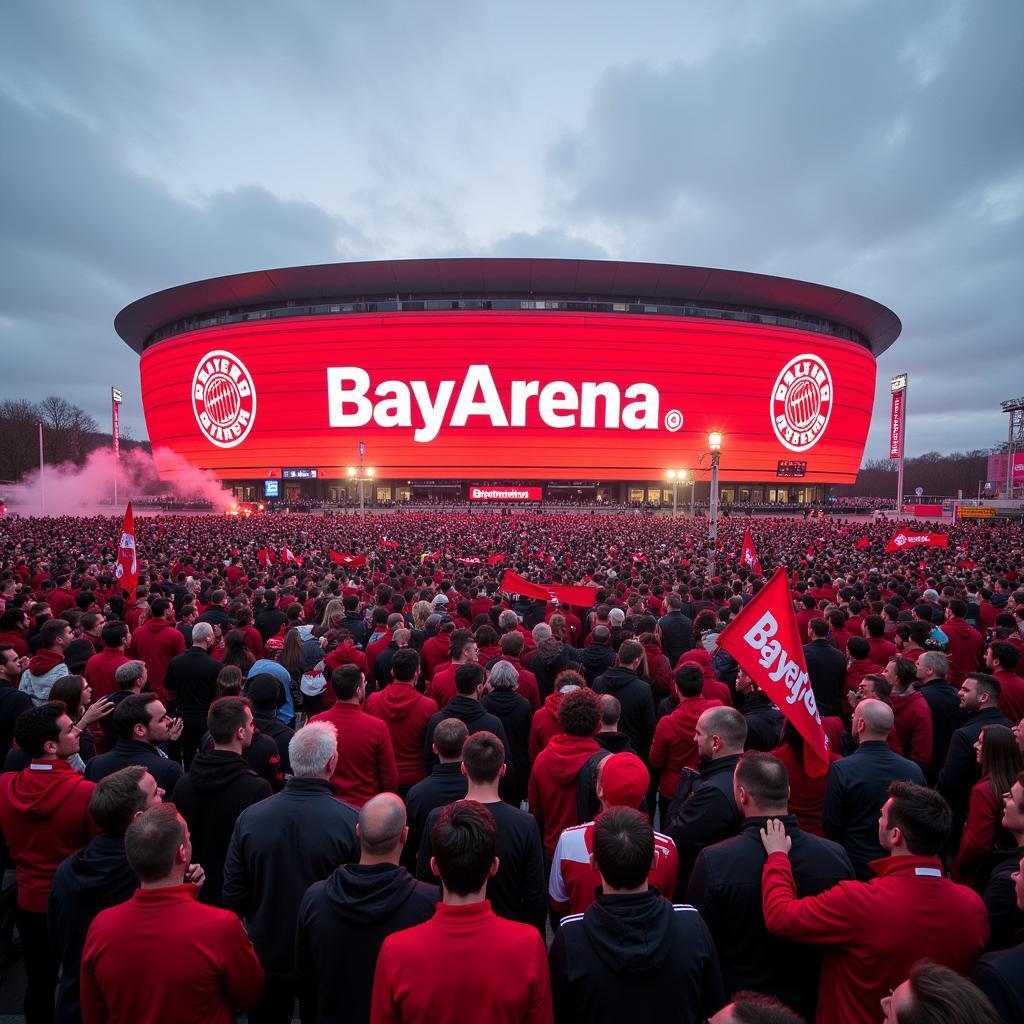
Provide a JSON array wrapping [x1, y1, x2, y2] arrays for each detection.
[[115, 258, 901, 507]]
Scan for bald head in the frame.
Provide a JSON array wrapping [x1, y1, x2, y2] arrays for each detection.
[[856, 698, 894, 740], [358, 793, 407, 859]]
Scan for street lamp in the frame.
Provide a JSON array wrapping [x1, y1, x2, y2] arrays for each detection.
[[345, 459, 375, 517], [666, 470, 687, 519], [708, 432, 722, 577]]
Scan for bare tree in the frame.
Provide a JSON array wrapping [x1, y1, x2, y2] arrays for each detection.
[[0, 399, 42, 480]]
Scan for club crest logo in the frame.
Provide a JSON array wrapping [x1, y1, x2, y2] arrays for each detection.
[[192, 350, 256, 448], [893, 533, 908, 547], [770, 354, 834, 453]]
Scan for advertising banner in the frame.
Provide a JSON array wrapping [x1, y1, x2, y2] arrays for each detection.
[[955, 506, 996, 519], [142, 312, 876, 482], [889, 388, 904, 459], [468, 485, 543, 502]]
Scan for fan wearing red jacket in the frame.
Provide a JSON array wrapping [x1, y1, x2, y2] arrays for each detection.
[[371, 800, 552, 1024], [760, 781, 988, 1024], [528, 689, 602, 858], [365, 648, 438, 793], [127, 599, 184, 702], [84, 623, 132, 701], [986, 641, 1024, 724], [0, 702, 96, 1023], [81, 804, 264, 1024], [649, 665, 722, 822], [310, 664, 398, 807], [886, 658, 933, 770]]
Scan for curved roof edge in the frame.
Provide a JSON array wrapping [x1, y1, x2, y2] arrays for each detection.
[[115, 258, 901, 357]]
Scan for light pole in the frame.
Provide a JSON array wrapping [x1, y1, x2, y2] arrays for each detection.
[[346, 445, 374, 518], [666, 470, 687, 518], [708, 432, 722, 578]]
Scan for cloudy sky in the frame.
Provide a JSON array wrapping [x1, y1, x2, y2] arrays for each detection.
[[2, 0, 1022, 460]]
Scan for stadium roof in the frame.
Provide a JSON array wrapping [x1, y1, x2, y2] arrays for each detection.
[[115, 258, 901, 356]]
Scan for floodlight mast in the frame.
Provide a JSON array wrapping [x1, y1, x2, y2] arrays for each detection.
[[1002, 397, 1024, 499]]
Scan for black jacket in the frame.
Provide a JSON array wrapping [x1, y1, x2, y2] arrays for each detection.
[[549, 890, 723, 1024], [404, 762, 468, 864], [686, 814, 855, 1020], [916, 677, 964, 783], [0, 682, 33, 766], [48, 834, 138, 1024], [939, 706, 1012, 820], [170, 749, 272, 906], [740, 693, 784, 752], [195, 605, 233, 631], [667, 753, 743, 897], [223, 777, 359, 978], [658, 610, 694, 666], [802, 638, 847, 718], [417, 798, 547, 934], [578, 643, 616, 685], [592, 667, 656, 762], [972, 943, 1024, 1024], [338, 612, 368, 650], [252, 710, 294, 777], [527, 638, 583, 699], [595, 731, 637, 756], [482, 689, 533, 805], [295, 863, 440, 1024], [983, 845, 1024, 951], [422, 695, 510, 773], [254, 607, 287, 643], [823, 740, 926, 879], [164, 646, 222, 726], [84, 737, 184, 794]]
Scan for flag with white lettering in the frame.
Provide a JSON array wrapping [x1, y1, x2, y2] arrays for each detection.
[[740, 529, 762, 575], [884, 531, 949, 554], [716, 567, 830, 776], [114, 503, 138, 602]]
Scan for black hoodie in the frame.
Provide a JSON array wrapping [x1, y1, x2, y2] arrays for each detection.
[[592, 666, 656, 762], [48, 834, 138, 1024], [170, 750, 272, 906], [549, 890, 723, 1024], [296, 863, 440, 1024]]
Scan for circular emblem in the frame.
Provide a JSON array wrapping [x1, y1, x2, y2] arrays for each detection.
[[894, 533, 908, 547], [192, 350, 257, 448], [770, 354, 834, 453]]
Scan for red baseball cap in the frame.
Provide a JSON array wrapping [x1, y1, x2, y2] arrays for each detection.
[[599, 752, 649, 808]]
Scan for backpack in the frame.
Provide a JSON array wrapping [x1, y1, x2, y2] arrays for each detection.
[[575, 750, 613, 824], [663, 767, 703, 831]]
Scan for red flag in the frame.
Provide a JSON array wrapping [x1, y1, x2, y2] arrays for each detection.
[[805, 544, 815, 559], [458, 557, 482, 565], [884, 531, 949, 554], [114, 503, 138, 601], [330, 551, 366, 568], [855, 536, 870, 549], [716, 567, 830, 777], [257, 548, 276, 568], [740, 530, 762, 575], [281, 547, 303, 566], [498, 570, 599, 607], [487, 553, 506, 566], [379, 539, 399, 549]]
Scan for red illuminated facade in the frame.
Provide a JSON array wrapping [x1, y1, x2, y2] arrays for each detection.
[[116, 259, 900, 504]]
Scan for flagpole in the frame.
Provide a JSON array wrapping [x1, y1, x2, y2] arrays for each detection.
[[38, 422, 45, 514]]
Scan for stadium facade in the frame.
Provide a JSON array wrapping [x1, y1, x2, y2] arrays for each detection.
[[115, 259, 900, 506]]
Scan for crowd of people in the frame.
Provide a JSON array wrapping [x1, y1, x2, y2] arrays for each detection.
[[0, 508, 1022, 1024]]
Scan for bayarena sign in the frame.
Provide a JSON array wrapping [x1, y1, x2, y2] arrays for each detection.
[[115, 259, 901, 484]]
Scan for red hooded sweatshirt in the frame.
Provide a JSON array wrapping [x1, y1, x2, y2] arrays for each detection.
[[649, 696, 723, 798], [529, 692, 565, 761], [128, 617, 185, 700], [888, 688, 933, 769], [676, 650, 733, 706], [0, 759, 95, 911], [421, 634, 451, 681], [527, 733, 600, 857], [942, 617, 984, 686], [308, 702, 399, 807], [365, 684, 438, 788]]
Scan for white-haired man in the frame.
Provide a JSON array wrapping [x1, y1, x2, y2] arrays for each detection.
[[223, 722, 360, 1024]]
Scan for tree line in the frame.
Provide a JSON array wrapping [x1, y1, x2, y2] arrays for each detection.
[[0, 396, 146, 482], [837, 448, 1007, 500]]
